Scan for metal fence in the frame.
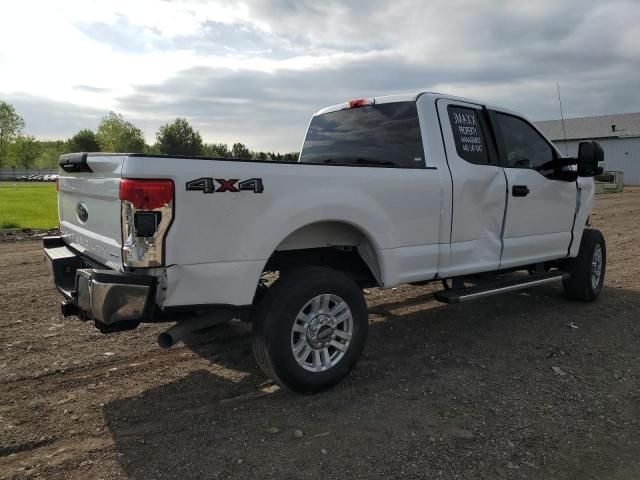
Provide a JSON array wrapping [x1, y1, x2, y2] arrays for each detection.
[[0, 168, 57, 180]]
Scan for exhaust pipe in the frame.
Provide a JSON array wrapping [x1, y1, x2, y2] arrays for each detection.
[[158, 311, 234, 349]]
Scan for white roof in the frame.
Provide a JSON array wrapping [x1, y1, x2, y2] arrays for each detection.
[[313, 91, 515, 117], [535, 112, 640, 141], [314, 91, 472, 115]]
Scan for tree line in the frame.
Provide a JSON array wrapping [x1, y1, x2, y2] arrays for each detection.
[[0, 101, 299, 170]]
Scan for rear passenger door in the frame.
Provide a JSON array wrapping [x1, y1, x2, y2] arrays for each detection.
[[491, 111, 577, 268], [436, 99, 506, 277]]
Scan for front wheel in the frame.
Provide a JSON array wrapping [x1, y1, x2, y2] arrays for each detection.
[[563, 228, 606, 301], [252, 266, 368, 393]]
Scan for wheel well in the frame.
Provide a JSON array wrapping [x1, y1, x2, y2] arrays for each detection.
[[264, 247, 378, 287], [262, 221, 383, 288]]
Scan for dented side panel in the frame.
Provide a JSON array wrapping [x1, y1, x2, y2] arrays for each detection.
[[435, 98, 507, 277]]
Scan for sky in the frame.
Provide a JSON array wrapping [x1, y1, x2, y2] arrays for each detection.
[[1, 0, 639, 152]]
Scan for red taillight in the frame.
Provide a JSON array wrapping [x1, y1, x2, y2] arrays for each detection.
[[348, 98, 374, 108], [119, 179, 174, 210], [56, 176, 59, 191]]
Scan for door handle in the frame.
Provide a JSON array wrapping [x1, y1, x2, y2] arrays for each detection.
[[512, 185, 530, 197]]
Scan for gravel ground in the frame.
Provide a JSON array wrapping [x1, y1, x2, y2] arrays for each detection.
[[1, 188, 639, 480]]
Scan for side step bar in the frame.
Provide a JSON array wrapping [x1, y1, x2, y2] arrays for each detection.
[[434, 271, 568, 304]]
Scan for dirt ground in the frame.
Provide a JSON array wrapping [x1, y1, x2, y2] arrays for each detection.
[[1, 189, 639, 480]]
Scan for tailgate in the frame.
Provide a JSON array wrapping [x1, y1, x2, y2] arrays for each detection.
[[58, 153, 125, 270]]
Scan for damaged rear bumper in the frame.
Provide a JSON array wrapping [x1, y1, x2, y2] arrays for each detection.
[[43, 236, 156, 327]]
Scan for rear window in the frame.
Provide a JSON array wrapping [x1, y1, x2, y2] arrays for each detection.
[[299, 102, 425, 168]]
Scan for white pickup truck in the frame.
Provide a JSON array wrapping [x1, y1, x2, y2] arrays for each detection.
[[44, 91, 606, 392]]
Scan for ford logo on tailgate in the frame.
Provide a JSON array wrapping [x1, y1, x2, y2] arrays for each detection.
[[76, 202, 89, 223]]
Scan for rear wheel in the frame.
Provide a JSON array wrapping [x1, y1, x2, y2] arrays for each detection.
[[252, 266, 368, 393], [563, 228, 606, 301]]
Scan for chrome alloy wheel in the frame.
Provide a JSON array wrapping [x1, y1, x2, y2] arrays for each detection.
[[591, 243, 603, 290], [290, 294, 353, 372]]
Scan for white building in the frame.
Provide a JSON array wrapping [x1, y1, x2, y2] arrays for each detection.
[[535, 112, 640, 185]]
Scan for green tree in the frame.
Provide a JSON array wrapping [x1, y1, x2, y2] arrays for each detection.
[[11, 136, 42, 169], [68, 129, 100, 152], [0, 101, 25, 170], [144, 143, 161, 155], [34, 141, 69, 169], [202, 142, 231, 158], [95, 112, 145, 153], [231, 142, 251, 159], [283, 152, 299, 162], [156, 118, 203, 156]]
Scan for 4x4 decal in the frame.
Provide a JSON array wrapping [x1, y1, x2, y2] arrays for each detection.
[[186, 177, 264, 194]]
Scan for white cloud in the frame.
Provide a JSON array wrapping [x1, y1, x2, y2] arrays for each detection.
[[0, 1, 258, 106]]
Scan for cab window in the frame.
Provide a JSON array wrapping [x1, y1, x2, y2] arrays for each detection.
[[299, 102, 425, 168]]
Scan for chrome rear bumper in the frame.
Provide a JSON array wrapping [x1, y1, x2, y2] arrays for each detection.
[[43, 236, 156, 326]]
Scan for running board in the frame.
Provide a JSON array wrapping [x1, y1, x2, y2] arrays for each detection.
[[434, 271, 568, 304]]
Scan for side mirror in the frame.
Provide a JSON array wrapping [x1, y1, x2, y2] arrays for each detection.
[[577, 141, 604, 177]]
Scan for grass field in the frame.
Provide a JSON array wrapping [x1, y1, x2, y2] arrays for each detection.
[[0, 183, 58, 229]]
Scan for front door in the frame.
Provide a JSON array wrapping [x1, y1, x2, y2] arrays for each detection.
[[436, 99, 506, 277], [490, 111, 577, 268]]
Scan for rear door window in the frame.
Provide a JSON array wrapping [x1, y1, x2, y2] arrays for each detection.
[[299, 102, 425, 168], [447, 105, 496, 165]]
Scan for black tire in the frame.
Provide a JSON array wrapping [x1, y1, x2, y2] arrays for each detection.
[[562, 228, 606, 301], [252, 266, 368, 393]]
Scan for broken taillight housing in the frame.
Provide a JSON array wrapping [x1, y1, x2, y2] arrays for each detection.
[[119, 179, 174, 268]]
